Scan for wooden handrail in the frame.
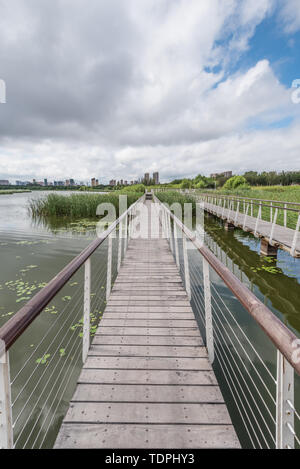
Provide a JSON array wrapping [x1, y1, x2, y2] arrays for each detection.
[[0, 197, 143, 351], [154, 195, 300, 375]]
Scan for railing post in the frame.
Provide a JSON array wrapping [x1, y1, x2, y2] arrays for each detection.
[[174, 223, 180, 269], [168, 213, 174, 254], [234, 202, 240, 225], [123, 213, 128, 256], [284, 204, 287, 228], [106, 234, 112, 302], [269, 208, 278, 245], [203, 258, 214, 363], [243, 204, 249, 230], [0, 350, 13, 449], [290, 212, 300, 257], [82, 258, 91, 363], [254, 202, 262, 236], [276, 350, 294, 449], [182, 234, 191, 300], [118, 220, 123, 271]]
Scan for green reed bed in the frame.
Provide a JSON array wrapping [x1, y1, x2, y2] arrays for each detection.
[[155, 191, 196, 216], [29, 192, 143, 219]]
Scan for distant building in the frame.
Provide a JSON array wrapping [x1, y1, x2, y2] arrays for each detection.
[[0, 180, 10, 185], [70, 179, 75, 186], [91, 178, 96, 187], [54, 181, 64, 186], [144, 173, 150, 184], [44, 178, 48, 186], [109, 180, 116, 186], [65, 180, 70, 186], [153, 172, 159, 185], [210, 171, 232, 179], [16, 180, 30, 186]]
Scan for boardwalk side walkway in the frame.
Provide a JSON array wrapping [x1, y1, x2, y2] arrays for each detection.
[[203, 200, 300, 257], [55, 201, 240, 448]]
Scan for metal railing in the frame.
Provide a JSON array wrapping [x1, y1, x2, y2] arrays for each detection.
[[0, 195, 145, 449], [154, 189, 300, 257], [154, 194, 300, 449]]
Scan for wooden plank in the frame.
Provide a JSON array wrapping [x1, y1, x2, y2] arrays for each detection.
[[88, 344, 207, 357], [103, 313, 196, 320], [71, 384, 223, 403], [55, 423, 240, 449], [100, 319, 197, 328], [95, 327, 200, 336], [63, 402, 232, 425], [104, 306, 193, 313], [78, 368, 218, 385], [84, 356, 212, 370], [92, 335, 203, 346]]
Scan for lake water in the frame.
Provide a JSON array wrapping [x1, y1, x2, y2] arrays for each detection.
[[0, 192, 299, 448]]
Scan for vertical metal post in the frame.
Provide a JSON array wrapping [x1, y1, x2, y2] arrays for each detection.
[[276, 351, 294, 449], [174, 223, 180, 269], [124, 213, 128, 256], [203, 258, 214, 363], [269, 208, 278, 245], [284, 204, 287, 228], [290, 212, 300, 257], [234, 202, 240, 225], [82, 258, 91, 363], [243, 204, 249, 230], [106, 234, 112, 302], [0, 350, 13, 449], [255, 202, 262, 236], [270, 202, 273, 222], [168, 213, 174, 254], [118, 220, 122, 271], [251, 200, 253, 217], [183, 235, 191, 300]]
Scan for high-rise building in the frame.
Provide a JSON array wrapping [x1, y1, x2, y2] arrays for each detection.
[[109, 180, 116, 186], [91, 178, 96, 187], [144, 173, 150, 184], [70, 179, 75, 186], [44, 178, 48, 186], [153, 172, 159, 185]]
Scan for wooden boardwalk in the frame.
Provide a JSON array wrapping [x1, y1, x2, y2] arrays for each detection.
[[55, 201, 240, 449], [204, 201, 300, 257]]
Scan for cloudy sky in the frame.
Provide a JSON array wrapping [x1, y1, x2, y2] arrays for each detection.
[[0, 0, 300, 183]]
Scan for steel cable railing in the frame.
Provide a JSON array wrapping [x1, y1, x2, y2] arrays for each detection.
[[0, 195, 144, 449], [155, 194, 300, 449]]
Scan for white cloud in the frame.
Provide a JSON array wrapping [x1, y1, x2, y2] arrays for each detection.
[[0, 0, 298, 182], [278, 0, 300, 33]]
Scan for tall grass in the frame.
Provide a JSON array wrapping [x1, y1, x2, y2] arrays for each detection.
[[29, 192, 142, 219], [155, 191, 196, 216]]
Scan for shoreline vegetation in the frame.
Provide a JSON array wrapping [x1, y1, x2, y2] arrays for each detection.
[[28, 192, 143, 219], [0, 189, 31, 195]]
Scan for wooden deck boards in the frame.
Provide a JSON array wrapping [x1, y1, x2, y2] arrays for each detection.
[[55, 200, 240, 449], [204, 201, 300, 256]]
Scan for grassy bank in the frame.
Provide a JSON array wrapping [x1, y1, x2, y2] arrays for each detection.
[[213, 185, 300, 204], [0, 189, 31, 195], [29, 192, 143, 219]]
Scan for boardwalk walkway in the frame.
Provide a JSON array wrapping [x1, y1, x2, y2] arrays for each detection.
[[55, 201, 240, 449], [203, 200, 300, 257]]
